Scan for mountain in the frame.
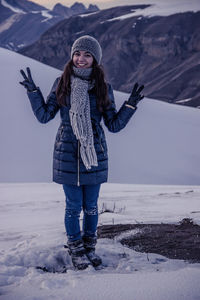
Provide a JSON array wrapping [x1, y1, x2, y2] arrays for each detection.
[[18, 5, 200, 108], [88, 4, 99, 13], [70, 2, 87, 14], [0, 0, 46, 12], [0, 0, 99, 51], [1, 47, 200, 184], [52, 2, 95, 18], [52, 3, 73, 18]]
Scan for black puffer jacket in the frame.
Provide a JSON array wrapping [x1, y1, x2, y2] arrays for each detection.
[[27, 78, 136, 185]]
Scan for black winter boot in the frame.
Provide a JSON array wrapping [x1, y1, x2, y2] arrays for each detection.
[[67, 239, 91, 270], [83, 236, 102, 267]]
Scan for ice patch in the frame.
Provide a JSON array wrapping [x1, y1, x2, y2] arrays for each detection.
[[41, 10, 53, 22], [1, 0, 25, 14], [79, 11, 99, 17]]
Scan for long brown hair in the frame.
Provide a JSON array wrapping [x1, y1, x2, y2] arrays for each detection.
[[56, 59, 111, 112]]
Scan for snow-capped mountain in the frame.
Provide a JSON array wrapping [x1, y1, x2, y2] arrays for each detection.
[[1, 47, 200, 185], [0, 0, 46, 13], [0, 0, 99, 50], [51, 2, 98, 18]]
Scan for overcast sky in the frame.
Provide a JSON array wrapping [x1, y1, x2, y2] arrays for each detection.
[[31, 0, 156, 9]]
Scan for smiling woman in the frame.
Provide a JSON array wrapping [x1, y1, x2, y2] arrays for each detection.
[[73, 51, 94, 68], [19, 34, 144, 270]]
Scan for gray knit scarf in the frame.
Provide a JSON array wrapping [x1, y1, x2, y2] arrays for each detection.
[[69, 66, 98, 170]]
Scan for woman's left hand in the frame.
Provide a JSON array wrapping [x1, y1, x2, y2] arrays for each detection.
[[127, 83, 144, 107]]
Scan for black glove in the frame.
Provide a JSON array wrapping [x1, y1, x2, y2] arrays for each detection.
[[19, 67, 37, 92], [127, 83, 144, 107]]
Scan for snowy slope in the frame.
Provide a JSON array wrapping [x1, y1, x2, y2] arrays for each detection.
[[0, 182, 200, 299], [0, 47, 61, 182], [1, 47, 200, 184], [137, 0, 200, 17], [1, 0, 25, 14], [103, 0, 200, 18]]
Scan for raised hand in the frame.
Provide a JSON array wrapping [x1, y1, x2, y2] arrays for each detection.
[[127, 83, 144, 107], [19, 67, 37, 92]]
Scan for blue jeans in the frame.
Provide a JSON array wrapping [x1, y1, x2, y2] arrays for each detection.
[[63, 184, 101, 242]]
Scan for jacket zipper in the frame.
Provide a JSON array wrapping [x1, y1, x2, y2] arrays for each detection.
[[77, 140, 80, 186], [100, 142, 104, 153], [60, 126, 64, 138], [99, 138, 105, 155]]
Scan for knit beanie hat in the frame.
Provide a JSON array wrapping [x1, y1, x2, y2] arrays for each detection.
[[71, 35, 102, 64]]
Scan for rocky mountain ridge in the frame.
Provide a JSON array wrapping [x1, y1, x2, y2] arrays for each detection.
[[52, 2, 98, 17], [18, 5, 200, 107], [0, 0, 99, 50]]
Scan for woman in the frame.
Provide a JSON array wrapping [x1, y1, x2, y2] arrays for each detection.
[[20, 35, 144, 270]]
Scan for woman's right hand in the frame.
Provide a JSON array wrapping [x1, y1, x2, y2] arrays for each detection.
[[19, 67, 37, 92]]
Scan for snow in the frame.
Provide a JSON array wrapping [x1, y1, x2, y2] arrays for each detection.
[[79, 11, 100, 17], [1, 0, 25, 14], [0, 0, 53, 22], [137, 0, 200, 17], [0, 47, 61, 183], [75, 30, 85, 35], [41, 10, 53, 22], [17, 43, 25, 48], [1, 47, 200, 185], [102, 0, 200, 21], [109, 96, 200, 185], [107, 11, 142, 22], [175, 98, 192, 104], [0, 182, 200, 299], [0, 14, 21, 34], [1, 46, 200, 300]]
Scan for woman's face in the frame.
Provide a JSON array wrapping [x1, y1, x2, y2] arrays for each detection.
[[73, 50, 94, 68]]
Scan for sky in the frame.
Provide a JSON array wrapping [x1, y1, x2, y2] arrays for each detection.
[[29, 0, 200, 11], [29, 0, 163, 9]]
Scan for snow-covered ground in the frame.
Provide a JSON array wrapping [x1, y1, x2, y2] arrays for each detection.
[[1, 4, 200, 297], [1, 47, 200, 185], [0, 182, 200, 300]]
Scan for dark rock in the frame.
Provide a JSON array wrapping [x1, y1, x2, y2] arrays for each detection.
[[88, 4, 99, 13], [70, 2, 87, 14], [97, 220, 200, 262], [52, 4, 73, 18]]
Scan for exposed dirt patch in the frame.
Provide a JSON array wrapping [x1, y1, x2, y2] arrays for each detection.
[[97, 218, 200, 263]]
